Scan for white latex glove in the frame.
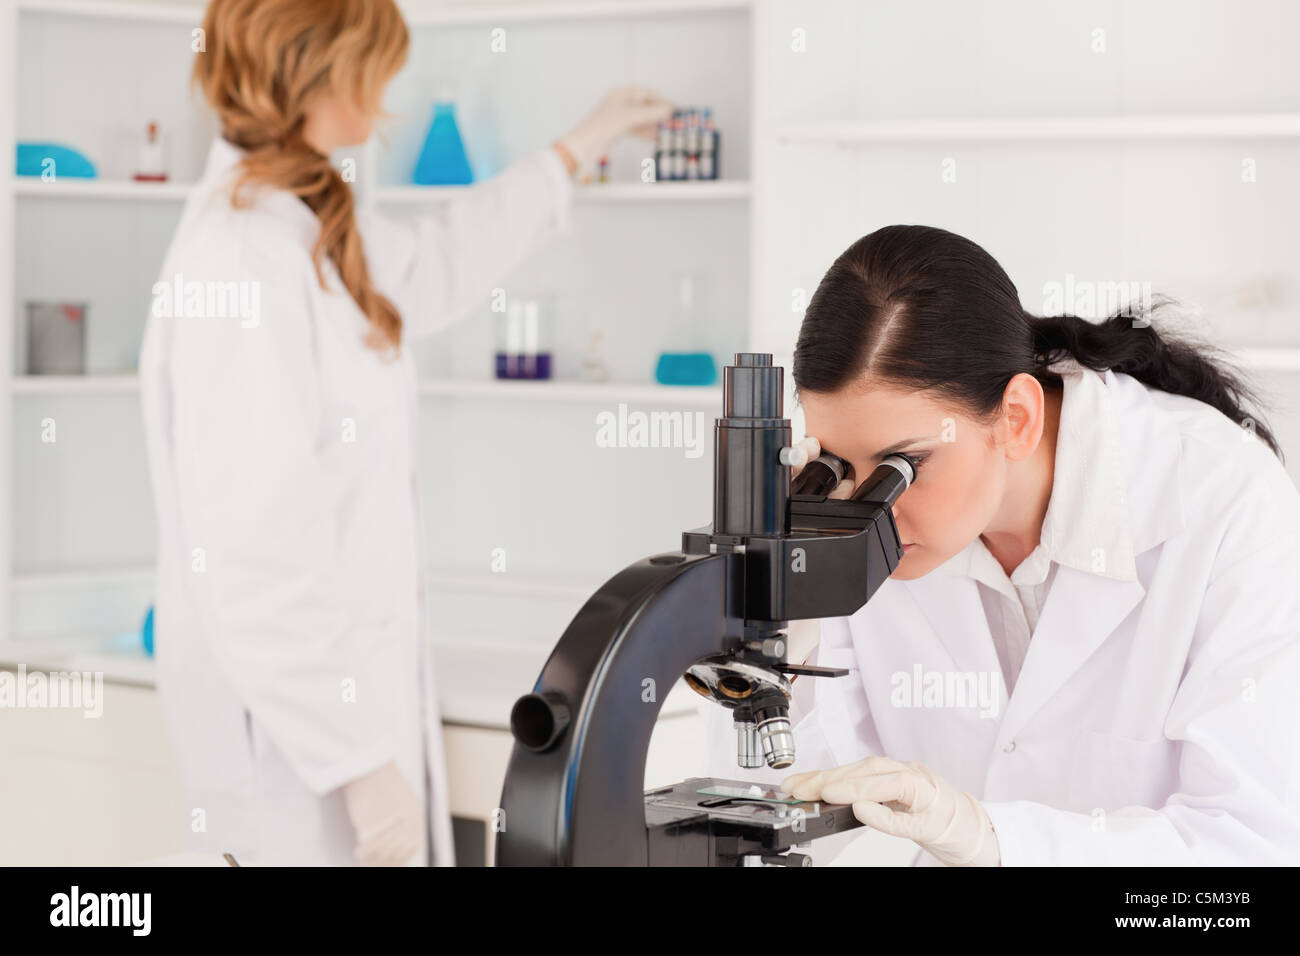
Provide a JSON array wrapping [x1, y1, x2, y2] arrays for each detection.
[[782, 756, 1001, 866], [342, 761, 425, 867], [557, 85, 674, 175], [788, 435, 855, 499]]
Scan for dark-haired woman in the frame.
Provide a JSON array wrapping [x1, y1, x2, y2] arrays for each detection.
[[710, 224, 1300, 866]]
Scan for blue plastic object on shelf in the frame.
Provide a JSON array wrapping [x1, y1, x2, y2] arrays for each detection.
[[142, 605, 155, 656], [654, 352, 718, 386], [15, 142, 97, 178], [413, 100, 473, 185]]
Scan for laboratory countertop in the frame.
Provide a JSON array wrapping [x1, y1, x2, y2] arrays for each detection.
[[0, 635, 700, 730]]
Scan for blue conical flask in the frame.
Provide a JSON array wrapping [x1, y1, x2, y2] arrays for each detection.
[[414, 98, 474, 185]]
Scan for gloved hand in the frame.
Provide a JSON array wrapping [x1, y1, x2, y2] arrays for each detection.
[[556, 85, 675, 175], [782, 756, 1001, 866], [342, 761, 425, 866]]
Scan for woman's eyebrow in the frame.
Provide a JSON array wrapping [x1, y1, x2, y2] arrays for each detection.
[[869, 436, 931, 459]]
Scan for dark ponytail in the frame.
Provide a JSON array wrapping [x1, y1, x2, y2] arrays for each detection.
[[793, 224, 1282, 460], [1028, 307, 1280, 456]]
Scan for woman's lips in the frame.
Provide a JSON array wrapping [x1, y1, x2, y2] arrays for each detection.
[[902, 543, 918, 552]]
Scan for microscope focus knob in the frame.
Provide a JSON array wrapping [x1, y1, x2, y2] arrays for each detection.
[[510, 691, 571, 752], [778, 445, 807, 468]]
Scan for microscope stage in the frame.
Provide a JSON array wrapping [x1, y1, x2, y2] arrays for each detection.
[[644, 776, 863, 845]]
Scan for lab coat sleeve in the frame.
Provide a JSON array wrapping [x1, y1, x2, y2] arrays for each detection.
[[982, 487, 1300, 865], [358, 145, 574, 339], [166, 231, 400, 796]]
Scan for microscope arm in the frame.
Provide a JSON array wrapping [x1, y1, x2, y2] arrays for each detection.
[[498, 550, 740, 866]]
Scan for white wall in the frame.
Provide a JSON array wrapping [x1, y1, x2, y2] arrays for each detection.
[[751, 0, 1300, 482]]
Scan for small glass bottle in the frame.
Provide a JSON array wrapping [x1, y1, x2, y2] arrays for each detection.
[[495, 298, 552, 380], [134, 121, 168, 182], [581, 330, 611, 382], [700, 108, 718, 180]]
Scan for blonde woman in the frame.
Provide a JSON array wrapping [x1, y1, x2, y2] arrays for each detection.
[[139, 0, 671, 866]]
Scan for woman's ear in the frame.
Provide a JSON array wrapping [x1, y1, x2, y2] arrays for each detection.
[[998, 372, 1047, 462]]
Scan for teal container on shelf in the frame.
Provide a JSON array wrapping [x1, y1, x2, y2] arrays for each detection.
[[654, 352, 717, 386], [142, 605, 155, 656], [414, 100, 473, 185], [15, 142, 97, 178]]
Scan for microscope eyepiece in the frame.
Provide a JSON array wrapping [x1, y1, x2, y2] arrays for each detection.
[[790, 450, 853, 498], [881, 453, 917, 487], [848, 454, 915, 507], [791, 451, 916, 502]]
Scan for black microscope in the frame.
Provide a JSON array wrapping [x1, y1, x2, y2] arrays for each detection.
[[496, 353, 915, 866]]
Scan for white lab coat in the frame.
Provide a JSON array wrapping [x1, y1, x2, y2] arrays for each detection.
[[139, 136, 573, 865], [704, 365, 1300, 865]]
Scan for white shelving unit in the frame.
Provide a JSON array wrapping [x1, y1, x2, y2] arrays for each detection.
[[12, 374, 141, 394], [774, 113, 1300, 145], [375, 179, 751, 204], [15, 0, 201, 23], [14, 343, 1300, 400], [9, 177, 753, 204], [9, 178, 194, 201], [2, 0, 755, 652], [403, 0, 751, 24], [8, 373, 729, 402], [16, 0, 752, 23], [6, 0, 1299, 657]]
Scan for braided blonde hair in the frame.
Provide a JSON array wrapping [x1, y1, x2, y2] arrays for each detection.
[[194, 0, 410, 352]]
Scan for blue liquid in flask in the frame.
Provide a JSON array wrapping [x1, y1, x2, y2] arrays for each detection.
[[414, 101, 474, 186]]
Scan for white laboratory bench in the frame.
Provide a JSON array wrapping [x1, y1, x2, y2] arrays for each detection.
[[0, 635, 710, 865], [0, 637, 912, 866]]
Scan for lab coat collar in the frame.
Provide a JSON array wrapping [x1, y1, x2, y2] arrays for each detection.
[[1035, 358, 1138, 581], [931, 355, 1185, 582], [198, 135, 323, 242], [204, 134, 245, 179], [897, 356, 1186, 750]]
